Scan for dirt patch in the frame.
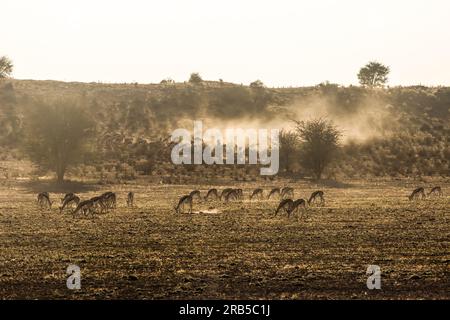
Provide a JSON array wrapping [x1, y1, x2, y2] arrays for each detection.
[[0, 180, 448, 299]]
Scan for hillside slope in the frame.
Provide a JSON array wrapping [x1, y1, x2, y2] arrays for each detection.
[[0, 80, 449, 181]]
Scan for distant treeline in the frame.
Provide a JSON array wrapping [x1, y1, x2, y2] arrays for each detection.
[[0, 80, 449, 181]]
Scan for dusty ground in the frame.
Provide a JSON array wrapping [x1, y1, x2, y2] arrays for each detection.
[[0, 178, 449, 299]]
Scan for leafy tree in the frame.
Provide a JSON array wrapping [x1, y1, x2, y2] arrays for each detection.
[[160, 78, 175, 84], [358, 61, 390, 87], [294, 118, 341, 179], [0, 56, 13, 79], [189, 72, 203, 84], [250, 80, 265, 88], [279, 130, 299, 174], [23, 99, 95, 182], [0, 83, 20, 145], [248, 79, 272, 115]]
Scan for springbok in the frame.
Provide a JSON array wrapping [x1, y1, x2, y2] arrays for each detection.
[[204, 188, 219, 200], [428, 186, 442, 197], [174, 195, 193, 214], [224, 189, 240, 202], [59, 194, 80, 213], [281, 187, 294, 199], [250, 188, 264, 200], [220, 188, 234, 201], [72, 199, 94, 217], [101, 192, 117, 209], [274, 199, 294, 216], [127, 192, 135, 207], [288, 199, 307, 217], [189, 190, 202, 201], [408, 187, 426, 201], [37, 192, 52, 210], [267, 188, 281, 199], [61, 193, 75, 205], [90, 196, 107, 214], [308, 191, 325, 205]]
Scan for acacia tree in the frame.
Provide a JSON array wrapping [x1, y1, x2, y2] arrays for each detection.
[[358, 61, 390, 88], [279, 129, 299, 174], [24, 99, 95, 183], [0, 56, 13, 78], [0, 82, 20, 145], [250, 79, 265, 88], [294, 118, 341, 180], [189, 72, 203, 84]]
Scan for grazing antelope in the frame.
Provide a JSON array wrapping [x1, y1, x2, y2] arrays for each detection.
[[308, 191, 325, 206], [100, 191, 112, 202], [99, 192, 110, 210], [90, 196, 107, 214], [220, 188, 234, 200], [101, 192, 116, 209], [281, 187, 294, 199], [250, 188, 264, 200], [174, 195, 193, 214], [224, 189, 239, 202], [204, 188, 219, 200], [37, 192, 52, 210], [72, 199, 95, 217], [61, 193, 75, 205], [127, 192, 135, 207], [235, 188, 243, 200], [59, 194, 80, 213], [109, 192, 117, 208], [274, 199, 294, 216], [428, 186, 443, 197], [189, 190, 202, 201], [37, 191, 49, 203], [408, 187, 426, 201], [288, 199, 307, 217], [267, 188, 281, 199]]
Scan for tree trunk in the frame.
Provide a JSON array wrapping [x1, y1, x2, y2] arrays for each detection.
[[57, 171, 65, 183], [315, 165, 323, 180], [285, 152, 290, 173], [56, 166, 65, 183]]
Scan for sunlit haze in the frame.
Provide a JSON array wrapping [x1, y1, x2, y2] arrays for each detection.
[[2, 0, 450, 86]]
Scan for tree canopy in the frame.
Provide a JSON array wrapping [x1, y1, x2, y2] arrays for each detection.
[[0, 56, 13, 79], [294, 118, 342, 179], [189, 72, 203, 84], [23, 99, 95, 182], [358, 61, 390, 87]]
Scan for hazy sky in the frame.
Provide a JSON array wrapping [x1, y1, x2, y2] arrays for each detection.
[[2, 0, 450, 86]]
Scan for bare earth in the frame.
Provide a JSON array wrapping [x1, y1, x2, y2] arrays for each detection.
[[0, 179, 449, 299]]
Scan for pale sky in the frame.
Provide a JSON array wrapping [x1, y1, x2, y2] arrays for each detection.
[[2, 0, 450, 86]]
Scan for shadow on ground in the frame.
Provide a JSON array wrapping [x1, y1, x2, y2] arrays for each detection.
[[19, 179, 100, 194]]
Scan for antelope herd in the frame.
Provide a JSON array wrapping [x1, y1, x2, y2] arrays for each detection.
[[175, 187, 325, 217], [36, 185, 443, 219], [174, 185, 444, 217], [409, 186, 443, 201], [36, 191, 117, 218]]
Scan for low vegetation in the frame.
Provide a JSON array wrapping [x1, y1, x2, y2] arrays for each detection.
[[0, 79, 448, 182]]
